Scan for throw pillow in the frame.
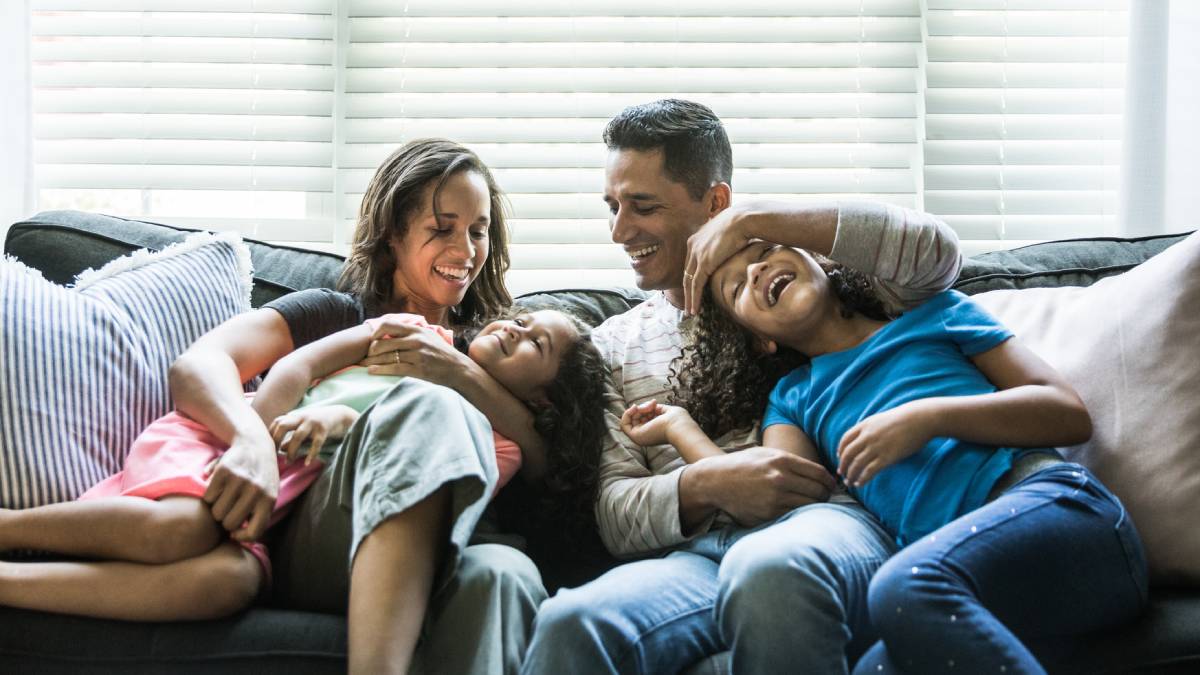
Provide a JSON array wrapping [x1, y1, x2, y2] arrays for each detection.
[[1, 232, 252, 510], [973, 231, 1200, 584]]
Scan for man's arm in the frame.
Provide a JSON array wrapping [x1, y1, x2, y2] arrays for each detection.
[[683, 200, 962, 315]]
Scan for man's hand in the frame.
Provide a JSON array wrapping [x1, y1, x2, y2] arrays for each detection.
[[683, 205, 755, 315], [203, 433, 280, 542], [837, 402, 934, 488], [685, 446, 837, 528]]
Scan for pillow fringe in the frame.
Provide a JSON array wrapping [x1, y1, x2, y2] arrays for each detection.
[[73, 231, 253, 304], [1, 254, 47, 281]]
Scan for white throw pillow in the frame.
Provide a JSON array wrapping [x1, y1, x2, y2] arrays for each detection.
[[1, 232, 251, 509], [973, 231, 1200, 584]]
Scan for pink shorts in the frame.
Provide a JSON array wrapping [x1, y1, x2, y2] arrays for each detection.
[[78, 411, 325, 586]]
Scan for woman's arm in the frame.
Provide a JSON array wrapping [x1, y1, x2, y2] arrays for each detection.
[[169, 308, 295, 540], [837, 338, 1092, 487]]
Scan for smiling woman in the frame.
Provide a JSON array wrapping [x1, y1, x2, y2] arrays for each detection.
[[158, 138, 552, 673]]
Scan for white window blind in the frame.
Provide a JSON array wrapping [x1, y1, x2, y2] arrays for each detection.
[[30, 1, 337, 244], [341, 0, 922, 292], [31, 1, 1132, 293], [923, 0, 1129, 252]]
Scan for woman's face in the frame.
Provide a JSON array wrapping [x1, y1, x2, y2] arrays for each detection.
[[710, 241, 832, 348], [468, 310, 579, 403], [390, 170, 491, 317]]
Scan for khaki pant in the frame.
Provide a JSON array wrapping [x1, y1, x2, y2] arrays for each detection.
[[271, 379, 548, 674]]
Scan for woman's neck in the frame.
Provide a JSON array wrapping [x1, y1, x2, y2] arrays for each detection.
[[387, 295, 450, 327]]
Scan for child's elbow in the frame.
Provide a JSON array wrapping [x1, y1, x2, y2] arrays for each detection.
[[1066, 400, 1093, 445]]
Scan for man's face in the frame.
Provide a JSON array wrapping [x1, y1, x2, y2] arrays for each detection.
[[603, 148, 713, 292]]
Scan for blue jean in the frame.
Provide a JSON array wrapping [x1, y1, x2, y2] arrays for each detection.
[[852, 464, 1149, 675], [521, 501, 897, 675]]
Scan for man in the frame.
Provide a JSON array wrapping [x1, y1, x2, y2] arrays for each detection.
[[521, 99, 962, 674]]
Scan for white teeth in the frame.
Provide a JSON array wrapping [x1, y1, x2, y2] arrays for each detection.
[[628, 244, 660, 260], [434, 265, 469, 280], [768, 273, 795, 306]]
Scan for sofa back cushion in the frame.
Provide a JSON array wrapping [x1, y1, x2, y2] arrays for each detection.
[[6, 211, 344, 308], [0, 233, 252, 509]]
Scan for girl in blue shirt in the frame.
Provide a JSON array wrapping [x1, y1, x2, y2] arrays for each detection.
[[622, 241, 1148, 674]]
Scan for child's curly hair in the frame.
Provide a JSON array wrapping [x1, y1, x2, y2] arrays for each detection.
[[671, 256, 891, 440], [466, 307, 610, 561]]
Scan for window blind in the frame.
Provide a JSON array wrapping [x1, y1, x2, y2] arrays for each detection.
[[30, 0, 336, 244], [922, 0, 1129, 253], [28, 1, 925, 292], [338, 0, 923, 293]]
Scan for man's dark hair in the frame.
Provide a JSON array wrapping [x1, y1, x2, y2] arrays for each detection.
[[603, 99, 733, 200]]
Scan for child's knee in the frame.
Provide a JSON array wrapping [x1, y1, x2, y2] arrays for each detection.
[[190, 544, 263, 618], [141, 497, 222, 564]]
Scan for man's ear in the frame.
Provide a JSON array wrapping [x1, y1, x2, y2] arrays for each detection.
[[707, 182, 731, 218]]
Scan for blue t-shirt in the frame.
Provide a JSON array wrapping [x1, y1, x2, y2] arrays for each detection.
[[764, 290, 1048, 546]]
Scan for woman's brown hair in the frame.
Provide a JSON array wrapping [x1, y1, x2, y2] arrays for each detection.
[[338, 138, 513, 325]]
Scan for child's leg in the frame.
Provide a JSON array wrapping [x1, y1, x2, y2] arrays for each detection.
[[0, 541, 262, 621], [852, 465, 1147, 675], [347, 486, 450, 675], [0, 496, 221, 564]]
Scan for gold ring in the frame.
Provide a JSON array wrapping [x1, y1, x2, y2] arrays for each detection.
[[684, 271, 693, 278]]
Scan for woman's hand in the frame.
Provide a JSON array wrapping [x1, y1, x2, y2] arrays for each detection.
[[683, 204, 756, 315], [620, 400, 697, 448], [358, 320, 474, 387], [270, 404, 359, 466], [203, 432, 281, 542], [837, 402, 935, 488]]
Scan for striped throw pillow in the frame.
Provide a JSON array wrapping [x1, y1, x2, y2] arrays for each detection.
[[0, 232, 252, 509]]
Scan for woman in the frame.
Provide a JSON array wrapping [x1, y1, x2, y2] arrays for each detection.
[[168, 139, 546, 674]]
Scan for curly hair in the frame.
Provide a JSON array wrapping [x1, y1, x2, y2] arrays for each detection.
[[338, 138, 513, 326], [671, 257, 891, 440], [464, 309, 610, 561]]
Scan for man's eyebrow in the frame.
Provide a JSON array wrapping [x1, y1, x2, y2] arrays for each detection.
[[627, 192, 659, 201]]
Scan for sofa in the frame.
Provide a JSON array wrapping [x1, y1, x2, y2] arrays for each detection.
[[2, 210, 1198, 674]]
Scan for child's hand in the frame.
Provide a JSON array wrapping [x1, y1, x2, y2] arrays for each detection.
[[837, 402, 934, 488], [620, 400, 694, 447], [269, 405, 359, 466]]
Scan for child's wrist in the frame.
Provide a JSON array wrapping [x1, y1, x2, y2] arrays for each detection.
[[665, 414, 699, 447]]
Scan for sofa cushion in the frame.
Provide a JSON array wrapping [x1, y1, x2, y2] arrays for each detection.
[[0, 233, 251, 510], [0, 605, 345, 675], [956, 231, 1190, 294], [5, 211, 344, 308], [973, 231, 1200, 584]]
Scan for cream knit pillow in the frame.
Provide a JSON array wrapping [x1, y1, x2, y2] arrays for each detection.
[[973, 231, 1200, 584]]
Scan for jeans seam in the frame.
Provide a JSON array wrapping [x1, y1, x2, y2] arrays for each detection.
[[615, 602, 716, 674]]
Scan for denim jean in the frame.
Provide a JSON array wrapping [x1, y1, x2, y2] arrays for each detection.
[[521, 501, 897, 675], [852, 464, 1149, 675]]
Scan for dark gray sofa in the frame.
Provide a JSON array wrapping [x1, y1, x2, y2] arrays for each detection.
[[3, 210, 1198, 674]]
